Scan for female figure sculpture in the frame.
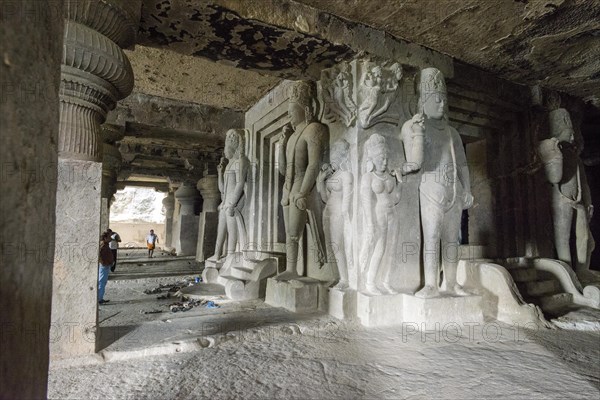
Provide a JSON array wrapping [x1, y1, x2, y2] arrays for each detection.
[[360, 133, 402, 295], [317, 139, 354, 289]]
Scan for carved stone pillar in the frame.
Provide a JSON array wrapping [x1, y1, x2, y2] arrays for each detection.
[[100, 124, 124, 232], [174, 183, 201, 256], [196, 175, 221, 262], [1, 1, 63, 398], [51, 0, 141, 358], [162, 193, 175, 249]]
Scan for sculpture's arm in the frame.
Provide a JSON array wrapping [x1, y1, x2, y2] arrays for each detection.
[[228, 157, 249, 208], [299, 124, 327, 197], [217, 157, 225, 194], [451, 128, 473, 208], [537, 138, 563, 184], [277, 124, 293, 177], [400, 115, 424, 175], [316, 167, 330, 204]]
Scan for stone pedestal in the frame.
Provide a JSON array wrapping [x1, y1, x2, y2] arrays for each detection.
[[402, 294, 485, 329], [356, 292, 404, 327], [265, 277, 328, 312], [328, 288, 357, 320], [356, 292, 485, 328]]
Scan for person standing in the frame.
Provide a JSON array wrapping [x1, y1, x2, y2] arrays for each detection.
[[107, 228, 121, 272], [146, 229, 159, 258], [98, 232, 114, 305]]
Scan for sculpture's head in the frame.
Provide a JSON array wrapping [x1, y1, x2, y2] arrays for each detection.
[[288, 81, 317, 128], [224, 129, 245, 159], [417, 67, 447, 120], [364, 133, 388, 173], [549, 108, 575, 143], [330, 139, 350, 170]]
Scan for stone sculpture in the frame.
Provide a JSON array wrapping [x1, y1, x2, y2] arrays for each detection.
[[538, 102, 594, 273], [317, 139, 354, 290], [358, 62, 403, 128], [400, 67, 473, 298], [277, 81, 329, 281], [211, 129, 250, 260], [321, 63, 357, 127], [359, 134, 402, 295]]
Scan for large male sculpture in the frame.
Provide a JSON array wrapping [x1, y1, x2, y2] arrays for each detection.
[[277, 81, 328, 280], [538, 106, 594, 273], [401, 68, 473, 298], [211, 129, 250, 260]]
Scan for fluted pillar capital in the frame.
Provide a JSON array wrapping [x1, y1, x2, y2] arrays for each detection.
[[58, 0, 140, 162]]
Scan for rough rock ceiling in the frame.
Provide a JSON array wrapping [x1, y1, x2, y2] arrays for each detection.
[[136, 0, 598, 106], [125, 45, 281, 110], [296, 0, 600, 105]]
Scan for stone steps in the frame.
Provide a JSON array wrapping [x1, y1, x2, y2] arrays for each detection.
[[517, 279, 560, 297], [511, 267, 538, 282]]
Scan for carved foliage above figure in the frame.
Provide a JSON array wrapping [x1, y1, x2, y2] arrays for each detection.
[[321, 63, 357, 127], [358, 61, 403, 129]]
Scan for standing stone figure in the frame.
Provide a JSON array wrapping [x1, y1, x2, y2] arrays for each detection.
[[277, 81, 329, 281], [360, 134, 402, 295], [538, 107, 594, 272], [317, 139, 354, 289], [401, 67, 473, 298], [212, 129, 250, 260]]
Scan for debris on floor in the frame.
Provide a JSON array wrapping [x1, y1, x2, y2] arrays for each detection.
[[139, 309, 163, 315], [143, 279, 196, 295], [168, 298, 220, 312]]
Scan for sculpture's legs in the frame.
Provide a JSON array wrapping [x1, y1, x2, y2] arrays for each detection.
[[416, 197, 441, 298], [364, 210, 387, 295], [326, 210, 348, 289], [552, 193, 573, 265], [278, 203, 307, 281], [213, 209, 228, 260], [380, 219, 398, 294], [442, 203, 469, 295], [225, 213, 238, 256]]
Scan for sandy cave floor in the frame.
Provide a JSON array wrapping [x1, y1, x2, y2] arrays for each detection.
[[48, 267, 600, 399]]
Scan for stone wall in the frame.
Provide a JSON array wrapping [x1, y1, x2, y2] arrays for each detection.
[[0, 1, 63, 398]]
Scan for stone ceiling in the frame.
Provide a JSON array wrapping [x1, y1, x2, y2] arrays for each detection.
[[125, 45, 281, 111], [295, 0, 600, 105], [135, 0, 598, 107]]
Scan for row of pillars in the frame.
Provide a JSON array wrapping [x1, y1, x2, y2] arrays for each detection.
[[161, 174, 221, 258]]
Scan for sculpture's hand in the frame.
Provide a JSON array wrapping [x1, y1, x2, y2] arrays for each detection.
[[217, 157, 226, 175], [588, 205, 594, 221], [317, 164, 332, 184], [227, 206, 235, 217], [217, 202, 224, 211], [292, 192, 307, 211], [278, 124, 293, 146], [410, 113, 425, 135], [463, 192, 474, 209], [537, 138, 561, 163]]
